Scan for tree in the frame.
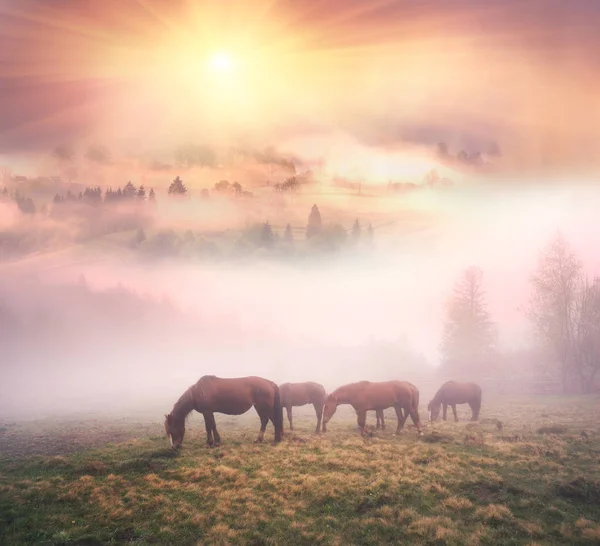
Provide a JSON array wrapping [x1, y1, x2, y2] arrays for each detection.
[[148, 188, 156, 203], [260, 221, 274, 248], [15, 195, 36, 215], [573, 277, 600, 392], [214, 180, 231, 193], [351, 218, 361, 243], [168, 176, 187, 195], [122, 181, 137, 199], [306, 204, 322, 239], [440, 266, 496, 380], [284, 223, 293, 244], [529, 233, 582, 393], [136, 185, 146, 200]]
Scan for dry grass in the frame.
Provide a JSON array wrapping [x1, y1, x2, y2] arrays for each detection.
[[1, 395, 600, 545]]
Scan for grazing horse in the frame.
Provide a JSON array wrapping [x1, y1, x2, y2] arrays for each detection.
[[374, 382, 419, 430], [164, 375, 283, 448], [322, 380, 423, 436], [427, 381, 482, 422], [279, 382, 326, 433]]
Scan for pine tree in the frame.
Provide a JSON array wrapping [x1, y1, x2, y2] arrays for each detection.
[[440, 266, 496, 379], [261, 221, 274, 248], [306, 204, 322, 239], [168, 176, 187, 195], [148, 188, 156, 202], [137, 185, 146, 200], [123, 181, 137, 199]]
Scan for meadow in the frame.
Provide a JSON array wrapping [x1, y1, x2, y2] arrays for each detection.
[[1, 395, 600, 545]]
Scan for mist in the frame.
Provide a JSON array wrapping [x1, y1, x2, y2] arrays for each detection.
[[2, 172, 600, 418]]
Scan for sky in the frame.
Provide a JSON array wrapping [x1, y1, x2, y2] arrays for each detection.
[[2, 0, 600, 399], [1, 0, 600, 175]]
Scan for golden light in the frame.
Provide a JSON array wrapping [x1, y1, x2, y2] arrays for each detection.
[[207, 51, 235, 74]]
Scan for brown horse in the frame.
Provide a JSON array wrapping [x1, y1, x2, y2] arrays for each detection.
[[164, 375, 283, 448], [322, 380, 423, 436], [427, 381, 482, 422], [279, 381, 326, 433], [374, 382, 419, 430]]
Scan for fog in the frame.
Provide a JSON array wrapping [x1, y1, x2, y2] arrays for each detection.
[[2, 173, 600, 418], [2, 0, 600, 420]]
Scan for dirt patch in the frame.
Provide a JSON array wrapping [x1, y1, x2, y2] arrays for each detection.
[[0, 420, 161, 457]]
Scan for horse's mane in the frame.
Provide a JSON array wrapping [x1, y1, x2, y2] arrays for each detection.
[[171, 386, 196, 422]]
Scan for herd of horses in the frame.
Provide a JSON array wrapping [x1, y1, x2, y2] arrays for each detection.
[[164, 376, 483, 448]]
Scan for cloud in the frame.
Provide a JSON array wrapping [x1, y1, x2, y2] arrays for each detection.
[[0, 0, 599, 173]]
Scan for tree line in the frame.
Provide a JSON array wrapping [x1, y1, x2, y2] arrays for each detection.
[[440, 233, 600, 394]]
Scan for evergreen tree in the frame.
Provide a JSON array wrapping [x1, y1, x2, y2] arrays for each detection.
[[136, 185, 146, 200], [260, 221, 274, 248], [123, 181, 137, 199], [306, 204, 322, 239], [440, 266, 496, 379], [148, 188, 156, 202], [168, 176, 187, 195]]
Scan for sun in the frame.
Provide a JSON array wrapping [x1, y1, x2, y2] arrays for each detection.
[[207, 51, 234, 73]]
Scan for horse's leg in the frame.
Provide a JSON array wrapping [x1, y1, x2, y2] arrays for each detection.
[[286, 406, 294, 431], [203, 412, 214, 447], [469, 400, 480, 421], [210, 413, 221, 446], [452, 404, 459, 422], [442, 403, 448, 421], [407, 406, 423, 435], [254, 406, 269, 443], [394, 406, 409, 434], [313, 402, 323, 433], [356, 409, 368, 436], [381, 410, 386, 430]]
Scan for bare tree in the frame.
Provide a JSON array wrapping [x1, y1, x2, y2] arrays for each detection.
[[573, 277, 600, 392], [440, 266, 497, 380], [528, 233, 582, 393]]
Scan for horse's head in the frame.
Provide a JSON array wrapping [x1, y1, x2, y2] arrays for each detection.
[[164, 413, 185, 449], [427, 400, 441, 422], [322, 395, 338, 431]]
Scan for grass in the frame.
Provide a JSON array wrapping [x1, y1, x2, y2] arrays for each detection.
[[1, 395, 600, 545]]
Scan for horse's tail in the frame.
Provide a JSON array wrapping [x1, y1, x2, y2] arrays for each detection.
[[411, 384, 420, 415], [272, 383, 284, 442]]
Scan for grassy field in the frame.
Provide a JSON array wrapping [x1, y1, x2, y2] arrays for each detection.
[[1, 395, 600, 545]]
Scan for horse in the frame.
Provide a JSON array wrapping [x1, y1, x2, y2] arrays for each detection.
[[322, 380, 423, 436], [164, 375, 283, 448], [427, 381, 482, 422], [279, 381, 326, 433], [373, 381, 419, 430]]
